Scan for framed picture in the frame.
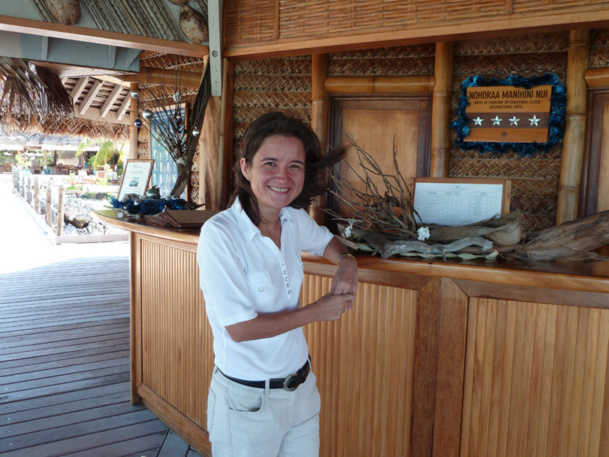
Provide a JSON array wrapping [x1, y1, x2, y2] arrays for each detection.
[[413, 177, 511, 227], [118, 159, 155, 200]]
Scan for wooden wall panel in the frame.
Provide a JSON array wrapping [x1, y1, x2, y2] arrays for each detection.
[[139, 239, 213, 431], [461, 298, 609, 457], [301, 274, 418, 457], [224, 0, 609, 54]]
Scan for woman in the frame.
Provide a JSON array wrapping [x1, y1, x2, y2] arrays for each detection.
[[197, 111, 358, 457]]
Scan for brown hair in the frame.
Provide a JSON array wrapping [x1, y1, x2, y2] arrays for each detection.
[[231, 111, 345, 225]]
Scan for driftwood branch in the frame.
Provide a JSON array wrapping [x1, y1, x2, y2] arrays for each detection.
[[515, 210, 609, 260], [329, 138, 608, 262], [428, 212, 523, 246]]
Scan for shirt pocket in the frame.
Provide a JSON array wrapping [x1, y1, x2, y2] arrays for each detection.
[[245, 272, 276, 309]]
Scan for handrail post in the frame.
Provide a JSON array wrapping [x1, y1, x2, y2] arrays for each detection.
[[57, 185, 65, 236]]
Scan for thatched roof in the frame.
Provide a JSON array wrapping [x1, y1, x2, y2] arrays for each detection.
[[34, 0, 208, 43], [0, 1, 209, 147]]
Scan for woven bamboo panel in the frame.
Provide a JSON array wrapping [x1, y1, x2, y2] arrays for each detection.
[[232, 57, 313, 152], [301, 273, 418, 457], [328, 45, 435, 76], [225, 0, 277, 45], [451, 32, 568, 231], [225, 0, 609, 49], [455, 33, 569, 56], [461, 298, 609, 457], [139, 52, 206, 72], [590, 28, 609, 68]]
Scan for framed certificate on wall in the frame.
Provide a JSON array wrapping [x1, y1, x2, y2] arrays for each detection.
[[118, 159, 155, 201]]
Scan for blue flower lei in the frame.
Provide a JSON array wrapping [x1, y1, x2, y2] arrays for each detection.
[[451, 73, 566, 156], [108, 195, 188, 215]]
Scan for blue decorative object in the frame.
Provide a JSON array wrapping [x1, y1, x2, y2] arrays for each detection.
[[134, 117, 143, 128], [451, 73, 566, 156], [108, 195, 189, 216]]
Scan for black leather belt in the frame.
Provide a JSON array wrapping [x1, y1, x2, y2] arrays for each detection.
[[219, 359, 310, 391]]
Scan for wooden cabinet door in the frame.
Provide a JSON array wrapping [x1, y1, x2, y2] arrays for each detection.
[[328, 96, 431, 218]]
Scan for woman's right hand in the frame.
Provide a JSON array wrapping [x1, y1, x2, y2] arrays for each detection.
[[308, 292, 354, 321]]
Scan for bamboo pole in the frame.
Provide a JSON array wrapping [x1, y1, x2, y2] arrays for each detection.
[[311, 53, 329, 224], [218, 59, 234, 209], [121, 67, 203, 90], [200, 95, 222, 208], [430, 41, 454, 178], [557, 29, 590, 224], [129, 82, 139, 161], [325, 75, 434, 94], [57, 185, 65, 236], [598, 104, 609, 212]]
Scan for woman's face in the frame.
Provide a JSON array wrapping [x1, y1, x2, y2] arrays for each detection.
[[240, 134, 306, 222]]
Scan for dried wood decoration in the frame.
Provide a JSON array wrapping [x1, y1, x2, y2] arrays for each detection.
[[328, 137, 609, 262], [136, 63, 211, 199]]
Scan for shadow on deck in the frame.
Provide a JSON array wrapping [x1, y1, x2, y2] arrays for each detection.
[[0, 255, 203, 457]]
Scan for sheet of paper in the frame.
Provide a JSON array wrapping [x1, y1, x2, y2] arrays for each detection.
[[413, 182, 504, 226]]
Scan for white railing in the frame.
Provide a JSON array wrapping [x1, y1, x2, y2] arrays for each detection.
[[13, 168, 66, 236]]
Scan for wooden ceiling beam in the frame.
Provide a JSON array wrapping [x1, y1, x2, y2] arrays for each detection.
[[70, 76, 89, 101], [116, 93, 131, 122], [79, 80, 103, 114], [0, 15, 207, 58], [100, 85, 124, 118]]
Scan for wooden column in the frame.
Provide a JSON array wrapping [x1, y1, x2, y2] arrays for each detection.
[[218, 59, 234, 210], [411, 277, 468, 457], [311, 53, 329, 223], [430, 41, 454, 178], [129, 82, 139, 161], [557, 29, 590, 224], [200, 95, 222, 208]]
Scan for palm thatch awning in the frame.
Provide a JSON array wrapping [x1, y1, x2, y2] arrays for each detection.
[[0, 57, 74, 125]]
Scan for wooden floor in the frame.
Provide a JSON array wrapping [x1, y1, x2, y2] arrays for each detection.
[[0, 254, 203, 457]]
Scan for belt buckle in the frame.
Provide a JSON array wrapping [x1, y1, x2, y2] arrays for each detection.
[[282, 372, 301, 391]]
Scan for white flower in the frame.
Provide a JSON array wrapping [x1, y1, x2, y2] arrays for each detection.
[[343, 220, 354, 239], [417, 226, 430, 241]]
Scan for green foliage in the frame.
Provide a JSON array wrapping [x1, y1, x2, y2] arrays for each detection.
[[14, 152, 32, 169], [77, 139, 126, 171]]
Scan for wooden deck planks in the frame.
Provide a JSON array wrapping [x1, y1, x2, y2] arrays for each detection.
[[0, 254, 202, 457]]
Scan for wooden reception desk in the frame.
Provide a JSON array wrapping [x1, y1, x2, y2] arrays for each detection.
[[96, 209, 609, 457]]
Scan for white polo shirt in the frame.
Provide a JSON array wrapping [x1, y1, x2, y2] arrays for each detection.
[[196, 197, 334, 380]]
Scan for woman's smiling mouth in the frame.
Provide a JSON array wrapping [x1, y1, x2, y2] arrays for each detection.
[[270, 186, 289, 193]]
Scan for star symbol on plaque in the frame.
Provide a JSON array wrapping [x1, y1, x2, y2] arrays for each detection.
[[473, 116, 484, 126], [529, 115, 540, 126], [492, 116, 502, 126], [509, 116, 520, 126]]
